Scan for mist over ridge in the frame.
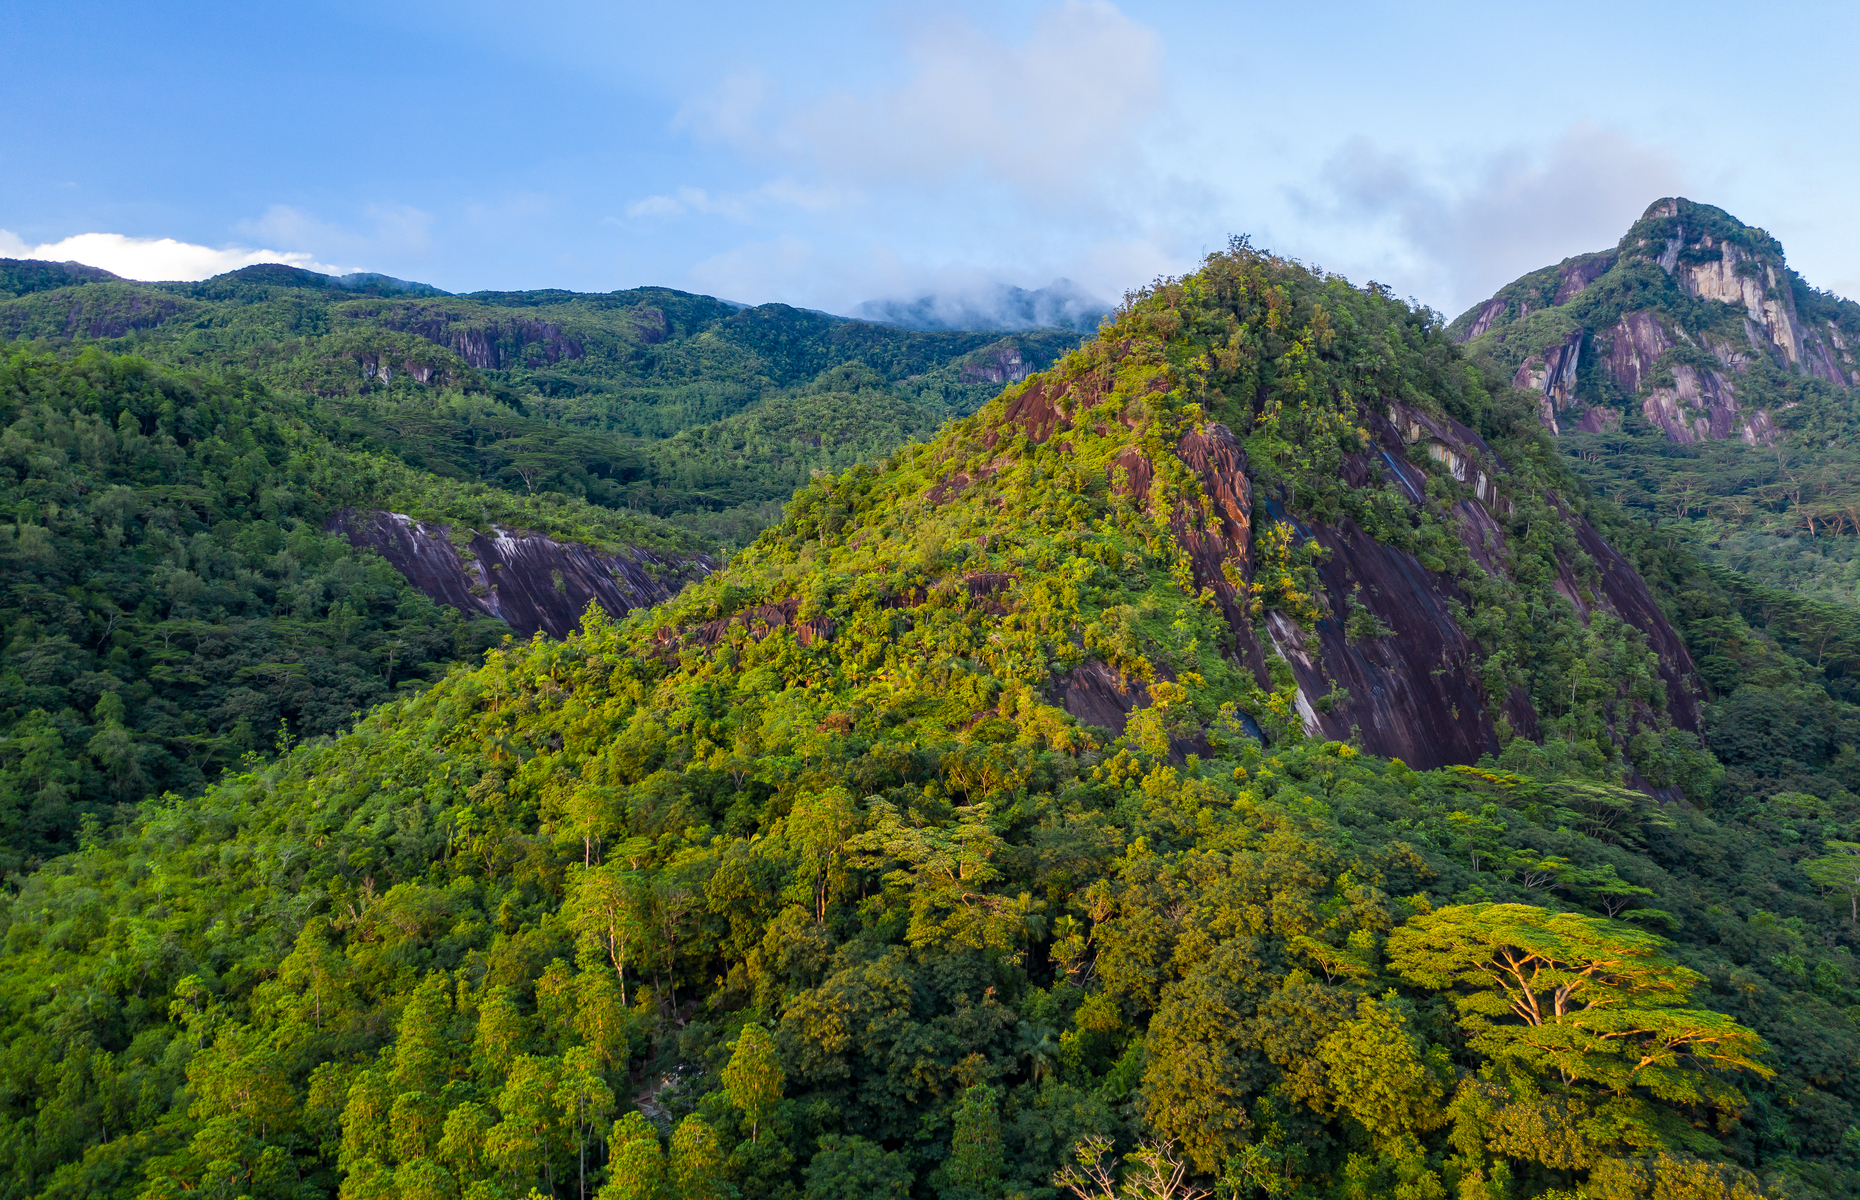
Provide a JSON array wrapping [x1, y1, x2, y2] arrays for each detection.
[[850, 277, 1112, 333]]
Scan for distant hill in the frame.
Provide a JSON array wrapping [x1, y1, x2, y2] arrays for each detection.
[[852, 277, 1112, 333], [1451, 197, 1857, 442], [1451, 198, 1860, 608], [0, 258, 1087, 540]]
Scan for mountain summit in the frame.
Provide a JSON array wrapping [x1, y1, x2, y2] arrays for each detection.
[[1452, 197, 1860, 442]]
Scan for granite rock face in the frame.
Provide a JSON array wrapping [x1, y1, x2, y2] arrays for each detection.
[[958, 342, 1033, 386], [370, 304, 588, 370], [1453, 198, 1860, 445], [1068, 407, 1699, 770], [1190, 407, 1696, 770], [326, 509, 713, 639], [983, 360, 1700, 772]]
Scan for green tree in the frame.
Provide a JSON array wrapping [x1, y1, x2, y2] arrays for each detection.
[[486, 1055, 563, 1196], [395, 972, 455, 1099], [858, 801, 1016, 952], [721, 1024, 784, 1143], [1387, 904, 1771, 1104], [536, 958, 578, 1052], [395, 1156, 460, 1200], [559, 1046, 615, 1200], [941, 1083, 1003, 1200], [1315, 995, 1451, 1145], [1804, 840, 1860, 921], [272, 916, 355, 1033], [803, 1136, 911, 1200], [600, 1111, 665, 1200], [339, 1067, 395, 1175], [474, 990, 526, 1085], [391, 1090, 444, 1165], [669, 1115, 726, 1200], [570, 863, 648, 1005], [784, 786, 861, 923], [437, 1102, 496, 1190], [575, 962, 629, 1069]]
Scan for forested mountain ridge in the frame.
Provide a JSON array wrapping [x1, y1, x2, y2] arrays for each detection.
[[0, 258, 1083, 546], [6, 241, 1857, 1200], [0, 348, 715, 871]]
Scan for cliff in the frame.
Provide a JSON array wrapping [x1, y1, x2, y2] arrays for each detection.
[[326, 509, 714, 638], [1452, 198, 1860, 444], [987, 370, 1696, 772]]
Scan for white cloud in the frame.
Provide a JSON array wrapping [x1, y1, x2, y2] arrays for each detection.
[[1308, 122, 1685, 315], [624, 179, 853, 223], [625, 194, 688, 219], [0, 230, 355, 281], [682, 1, 1164, 200]]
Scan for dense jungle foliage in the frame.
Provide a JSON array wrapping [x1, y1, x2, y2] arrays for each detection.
[[0, 266, 1084, 867], [6, 243, 1860, 1200], [0, 261, 1083, 545]]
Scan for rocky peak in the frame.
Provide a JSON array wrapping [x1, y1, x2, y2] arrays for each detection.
[[957, 340, 1033, 386], [1452, 198, 1860, 444]]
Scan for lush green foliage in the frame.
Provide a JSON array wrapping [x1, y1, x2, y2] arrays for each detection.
[[0, 265, 1084, 867], [0, 348, 531, 869], [0, 262, 1084, 546], [4, 245, 1857, 1200]]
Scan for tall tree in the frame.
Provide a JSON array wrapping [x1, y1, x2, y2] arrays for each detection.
[[559, 1046, 616, 1200], [669, 1114, 725, 1200], [722, 1024, 784, 1144], [600, 1111, 665, 1200], [941, 1083, 1003, 1200]]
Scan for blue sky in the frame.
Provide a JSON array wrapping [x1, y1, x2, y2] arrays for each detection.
[[3, 0, 1856, 319]]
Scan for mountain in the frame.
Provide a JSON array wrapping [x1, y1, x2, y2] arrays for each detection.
[[1452, 197, 1857, 442], [1453, 198, 1860, 609], [5, 240, 1856, 1200], [0, 263, 1088, 867], [852, 278, 1113, 334]]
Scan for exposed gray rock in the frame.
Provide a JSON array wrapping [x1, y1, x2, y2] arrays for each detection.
[[326, 509, 713, 639]]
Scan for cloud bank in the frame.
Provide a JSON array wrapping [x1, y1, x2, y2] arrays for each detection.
[[0, 230, 354, 282], [655, 1, 1181, 317], [852, 278, 1112, 333]]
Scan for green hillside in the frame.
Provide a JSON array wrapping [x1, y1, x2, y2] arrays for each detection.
[[4, 243, 1857, 1200], [0, 261, 1083, 544], [0, 265, 1086, 868]]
